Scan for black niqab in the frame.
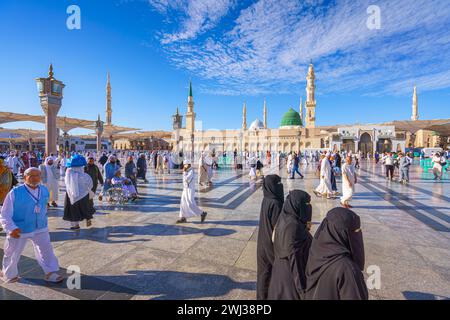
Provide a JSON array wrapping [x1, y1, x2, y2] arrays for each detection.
[[256, 175, 284, 300], [268, 190, 313, 300], [273, 190, 312, 259], [305, 207, 367, 300]]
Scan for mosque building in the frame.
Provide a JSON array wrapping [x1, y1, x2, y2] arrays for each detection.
[[170, 63, 449, 156], [0, 65, 448, 154]]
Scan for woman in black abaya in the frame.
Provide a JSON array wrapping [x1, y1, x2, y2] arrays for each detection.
[[256, 175, 284, 300], [304, 207, 368, 300], [267, 190, 313, 300]]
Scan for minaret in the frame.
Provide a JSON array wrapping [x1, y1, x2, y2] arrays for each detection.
[[263, 98, 267, 129], [185, 80, 195, 132], [411, 86, 419, 121], [299, 97, 303, 126], [305, 63, 317, 128], [242, 102, 247, 130], [172, 107, 183, 130], [106, 72, 112, 125]]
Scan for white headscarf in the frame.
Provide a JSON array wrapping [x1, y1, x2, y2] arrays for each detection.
[[64, 166, 93, 205], [44, 156, 57, 181]]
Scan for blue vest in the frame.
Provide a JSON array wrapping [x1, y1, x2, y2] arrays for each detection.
[[12, 185, 49, 233]]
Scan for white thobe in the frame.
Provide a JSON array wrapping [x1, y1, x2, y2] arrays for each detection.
[[341, 163, 356, 202], [44, 165, 59, 202], [0, 186, 59, 280], [179, 169, 203, 218], [315, 159, 333, 195], [198, 157, 209, 184]]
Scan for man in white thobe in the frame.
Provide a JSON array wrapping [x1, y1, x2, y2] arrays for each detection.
[[340, 156, 357, 208], [177, 160, 207, 224], [39, 157, 60, 207], [5, 152, 23, 177], [198, 152, 210, 186], [314, 152, 333, 199], [0, 167, 63, 283]]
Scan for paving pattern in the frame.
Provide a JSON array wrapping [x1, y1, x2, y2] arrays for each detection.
[[0, 160, 449, 300]]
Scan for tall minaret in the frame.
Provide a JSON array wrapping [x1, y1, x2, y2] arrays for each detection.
[[185, 80, 195, 132], [106, 72, 112, 125], [299, 97, 303, 126], [263, 98, 267, 129], [305, 63, 316, 128], [411, 86, 419, 121], [242, 102, 247, 130]]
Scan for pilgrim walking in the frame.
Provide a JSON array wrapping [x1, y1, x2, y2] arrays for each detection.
[[268, 190, 313, 300], [63, 155, 95, 230], [0, 167, 63, 283], [314, 152, 334, 199], [340, 156, 357, 208], [39, 157, 60, 207], [177, 160, 207, 224], [304, 207, 368, 300], [256, 175, 284, 300]]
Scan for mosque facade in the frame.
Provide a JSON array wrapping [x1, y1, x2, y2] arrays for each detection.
[[170, 64, 446, 156]]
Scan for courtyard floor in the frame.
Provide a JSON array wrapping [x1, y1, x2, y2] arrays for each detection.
[[0, 160, 449, 300]]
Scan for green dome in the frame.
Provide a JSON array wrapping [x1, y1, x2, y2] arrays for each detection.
[[280, 108, 302, 127]]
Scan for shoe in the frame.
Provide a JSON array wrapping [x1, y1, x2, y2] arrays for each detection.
[[86, 220, 92, 227], [176, 217, 187, 224], [70, 225, 80, 230], [51, 202, 58, 207], [201, 212, 208, 223]]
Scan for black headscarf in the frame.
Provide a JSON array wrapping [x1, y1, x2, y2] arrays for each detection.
[[262, 175, 284, 201], [305, 207, 365, 290], [257, 174, 285, 300], [273, 190, 312, 259]]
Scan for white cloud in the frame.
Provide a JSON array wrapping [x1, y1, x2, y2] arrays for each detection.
[[148, 0, 450, 96], [148, 0, 235, 43]]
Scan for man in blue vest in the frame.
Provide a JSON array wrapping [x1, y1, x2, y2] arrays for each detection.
[[0, 167, 63, 283]]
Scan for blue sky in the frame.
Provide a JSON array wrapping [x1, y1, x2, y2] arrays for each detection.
[[0, 0, 449, 134]]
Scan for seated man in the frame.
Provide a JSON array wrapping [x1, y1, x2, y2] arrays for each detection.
[[111, 169, 137, 201]]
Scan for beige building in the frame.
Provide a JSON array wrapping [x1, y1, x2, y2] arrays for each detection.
[[170, 63, 449, 156]]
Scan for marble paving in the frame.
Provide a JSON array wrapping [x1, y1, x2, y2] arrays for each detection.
[[0, 160, 449, 300]]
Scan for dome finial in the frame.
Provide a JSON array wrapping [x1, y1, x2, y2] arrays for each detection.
[[48, 63, 54, 79]]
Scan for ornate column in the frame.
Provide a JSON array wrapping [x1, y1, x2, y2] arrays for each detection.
[[8, 138, 14, 151], [36, 64, 65, 155], [28, 138, 33, 152], [109, 135, 115, 150], [95, 115, 104, 152]]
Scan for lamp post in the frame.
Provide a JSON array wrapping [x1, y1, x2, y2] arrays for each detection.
[[95, 115, 104, 153], [36, 64, 65, 155]]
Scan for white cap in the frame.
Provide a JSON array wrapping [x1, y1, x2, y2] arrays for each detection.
[[183, 159, 191, 165]]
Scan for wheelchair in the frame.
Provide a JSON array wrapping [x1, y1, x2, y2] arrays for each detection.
[[105, 181, 129, 205]]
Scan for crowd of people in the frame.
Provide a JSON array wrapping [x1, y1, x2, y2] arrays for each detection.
[[0, 145, 448, 296]]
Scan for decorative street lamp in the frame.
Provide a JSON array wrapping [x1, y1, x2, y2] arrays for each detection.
[[36, 64, 65, 155], [95, 115, 104, 153]]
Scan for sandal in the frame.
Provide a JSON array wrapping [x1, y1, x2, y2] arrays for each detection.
[[86, 220, 92, 227], [176, 217, 187, 224], [45, 272, 64, 283], [201, 212, 208, 223], [0, 272, 20, 283]]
